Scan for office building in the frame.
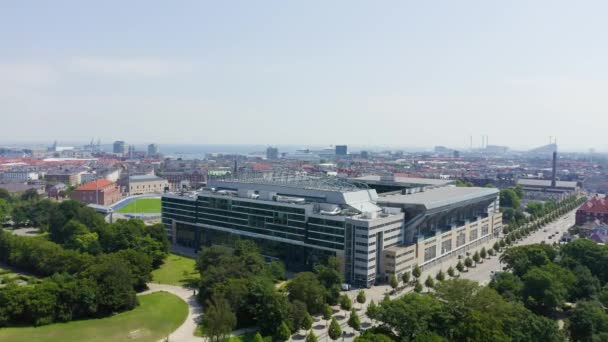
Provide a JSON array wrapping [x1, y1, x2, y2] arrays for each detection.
[[113, 141, 126, 154], [148, 144, 159, 156], [335, 145, 348, 157], [266, 146, 279, 160], [162, 175, 502, 287]]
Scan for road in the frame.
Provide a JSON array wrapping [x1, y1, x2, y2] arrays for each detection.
[[306, 210, 577, 342]]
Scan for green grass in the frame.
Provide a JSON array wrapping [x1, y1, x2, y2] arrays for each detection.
[[151, 253, 199, 287], [117, 198, 161, 213], [0, 291, 188, 342], [229, 332, 272, 342]]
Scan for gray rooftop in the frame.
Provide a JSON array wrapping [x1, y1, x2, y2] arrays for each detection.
[[129, 174, 164, 182], [353, 175, 453, 187], [377, 186, 499, 210], [516, 179, 578, 189]]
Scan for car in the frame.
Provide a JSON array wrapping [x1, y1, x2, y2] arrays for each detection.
[[341, 283, 351, 291]]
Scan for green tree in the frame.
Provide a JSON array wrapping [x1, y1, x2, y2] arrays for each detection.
[[500, 189, 521, 209], [0, 198, 10, 223], [480, 247, 487, 259], [389, 274, 398, 290], [499, 239, 506, 248], [435, 270, 445, 282], [356, 290, 366, 307], [339, 294, 352, 311], [305, 331, 318, 342], [414, 281, 423, 293], [323, 304, 333, 324], [201, 295, 237, 342], [456, 261, 465, 273], [412, 264, 422, 279], [568, 300, 608, 342], [377, 292, 443, 340], [447, 266, 455, 277], [348, 308, 361, 330], [287, 272, 326, 314], [473, 251, 481, 264], [401, 271, 410, 285], [522, 264, 576, 314], [328, 317, 342, 341], [489, 272, 523, 302], [425, 275, 435, 289], [366, 300, 378, 322], [275, 321, 292, 341], [302, 312, 313, 331], [253, 332, 264, 342], [464, 257, 473, 269]]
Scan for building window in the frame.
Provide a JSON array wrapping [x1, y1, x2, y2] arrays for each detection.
[[441, 239, 452, 254], [456, 232, 466, 247], [424, 245, 436, 261], [481, 224, 489, 236], [470, 228, 478, 241]]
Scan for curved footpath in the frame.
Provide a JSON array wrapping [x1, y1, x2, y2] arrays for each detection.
[[140, 283, 204, 342]]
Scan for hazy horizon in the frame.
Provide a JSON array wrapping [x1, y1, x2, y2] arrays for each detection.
[[2, 1, 608, 151]]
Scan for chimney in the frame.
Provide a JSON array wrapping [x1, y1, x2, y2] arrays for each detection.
[[551, 151, 557, 187], [233, 159, 238, 178]]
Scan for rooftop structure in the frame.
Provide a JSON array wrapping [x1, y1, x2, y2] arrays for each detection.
[[377, 186, 499, 211], [351, 175, 453, 194]]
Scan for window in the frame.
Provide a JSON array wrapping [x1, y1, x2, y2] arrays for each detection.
[[441, 239, 452, 254], [456, 232, 466, 247], [470, 228, 478, 241], [424, 245, 436, 261], [481, 224, 489, 236]]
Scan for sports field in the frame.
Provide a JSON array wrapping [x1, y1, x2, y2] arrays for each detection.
[[0, 291, 188, 342], [117, 198, 161, 213]]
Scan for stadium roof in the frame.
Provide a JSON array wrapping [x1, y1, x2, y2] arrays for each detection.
[[377, 186, 499, 210], [353, 175, 453, 187], [516, 179, 578, 189]]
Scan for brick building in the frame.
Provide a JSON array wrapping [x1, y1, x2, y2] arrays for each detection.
[[576, 195, 608, 225], [71, 179, 122, 206]]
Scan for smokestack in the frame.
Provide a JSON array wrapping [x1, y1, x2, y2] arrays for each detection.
[[233, 159, 238, 178], [551, 151, 557, 187]]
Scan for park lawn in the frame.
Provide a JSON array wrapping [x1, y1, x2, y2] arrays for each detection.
[[152, 253, 199, 287], [117, 198, 161, 213], [0, 292, 188, 342]]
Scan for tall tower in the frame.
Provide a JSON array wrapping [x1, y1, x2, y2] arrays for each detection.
[[551, 151, 557, 187]]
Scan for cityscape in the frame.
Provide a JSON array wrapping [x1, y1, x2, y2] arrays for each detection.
[[2, 1, 608, 342]]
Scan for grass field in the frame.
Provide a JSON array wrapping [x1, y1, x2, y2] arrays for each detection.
[[117, 198, 161, 213], [151, 253, 199, 287], [0, 292, 188, 342]]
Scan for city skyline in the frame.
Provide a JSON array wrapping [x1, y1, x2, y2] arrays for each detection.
[[2, 1, 608, 151]]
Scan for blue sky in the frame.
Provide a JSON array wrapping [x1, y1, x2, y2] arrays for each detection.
[[1, 1, 607, 151]]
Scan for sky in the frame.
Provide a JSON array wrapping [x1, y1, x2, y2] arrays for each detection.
[[1, 1, 608, 151]]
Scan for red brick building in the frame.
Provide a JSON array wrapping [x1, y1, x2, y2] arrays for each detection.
[[576, 195, 608, 225], [71, 179, 121, 206]]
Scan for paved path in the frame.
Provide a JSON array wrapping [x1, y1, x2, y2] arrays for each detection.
[[140, 283, 204, 342]]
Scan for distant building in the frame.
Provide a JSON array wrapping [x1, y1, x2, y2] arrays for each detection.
[[45, 171, 82, 186], [148, 144, 159, 156], [128, 145, 136, 159], [113, 141, 126, 154], [335, 145, 348, 157], [360, 151, 369, 159], [47, 182, 68, 199], [453, 150, 460, 158], [128, 174, 169, 195], [0, 171, 39, 182], [0, 182, 45, 195], [576, 196, 608, 226], [266, 146, 279, 160], [72, 179, 121, 206]]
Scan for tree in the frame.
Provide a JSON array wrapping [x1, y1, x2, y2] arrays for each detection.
[[377, 292, 443, 340], [0, 199, 10, 224], [488, 249, 495, 257], [323, 304, 333, 324], [389, 274, 398, 291], [480, 247, 487, 259], [348, 308, 361, 330], [290, 300, 308, 333], [201, 295, 237, 342], [302, 312, 313, 331], [21, 188, 41, 202], [473, 251, 481, 264], [305, 331, 318, 342], [447, 266, 455, 277], [499, 239, 506, 248], [356, 290, 366, 307], [489, 272, 523, 302], [253, 332, 264, 342], [522, 264, 576, 314], [425, 275, 435, 289], [275, 321, 292, 341], [568, 300, 608, 342], [366, 300, 378, 322], [412, 265, 422, 280], [464, 257, 473, 269], [287, 272, 326, 314], [339, 294, 352, 312], [414, 281, 423, 293], [456, 261, 465, 273], [500, 189, 521, 209], [328, 317, 342, 341], [401, 271, 410, 285], [435, 270, 445, 282]]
